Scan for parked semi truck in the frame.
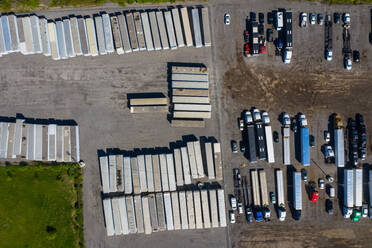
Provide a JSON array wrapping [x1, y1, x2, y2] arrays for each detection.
[[293, 171, 302, 221], [250, 21, 259, 56], [369, 170, 372, 218], [282, 113, 291, 165], [262, 112, 275, 163], [255, 117, 267, 160], [334, 115, 345, 167], [343, 169, 354, 218], [283, 11, 292, 64], [276, 169, 286, 221], [352, 168, 363, 222], [300, 127, 310, 166], [244, 110, 257, 162], [259, 170, 270, 219], [251, 170, 263, 222]]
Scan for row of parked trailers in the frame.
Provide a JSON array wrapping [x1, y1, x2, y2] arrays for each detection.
[[171, 66, 211, 123], [0, 7, 211, 60], [0, 117, 79, 162], [99, 140, 222, 194], [103, 189, 226, 236]]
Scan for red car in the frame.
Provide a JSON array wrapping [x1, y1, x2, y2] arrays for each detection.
[[244, 43, 250, 56], [311, 190, 319, 202]]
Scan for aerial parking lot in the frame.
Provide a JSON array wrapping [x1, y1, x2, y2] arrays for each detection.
[[0, 0, 372, 247]]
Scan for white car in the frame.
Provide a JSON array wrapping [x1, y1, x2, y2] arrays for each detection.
[[239, 119, 244, 131], [344, 57, 352, 70], [362, 204, 368, 218], [224, 13, 231, 25], [300, 12, 307, 27], [282, 113, 291, 126], [238, 202, 243, 214], [230, 196, 237, 210], [326, 49, 333, 61], [343, 13, 350, 24], [262, 111, 270, 124], [230, 211, 236, 223], [324, 145, 334, 159], [318, 178, 325, 190], [310, 13, 316, 25]]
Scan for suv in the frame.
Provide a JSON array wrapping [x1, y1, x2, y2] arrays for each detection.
[[344, 56, 352, 70], [318, 178, 325, 189], [231, 140, 238, 153], [324, 131, 330, 142], [230, 196, 237, 210], [246, 208, 253, 222], [310, 135, 315, 147]]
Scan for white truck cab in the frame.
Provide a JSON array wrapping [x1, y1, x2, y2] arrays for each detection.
[[252, 108, 261, 122], [262, 111, 270, 124], [299, 114, 308, 127], [343, 207, 353, 218], [283, 49, 292, 64]]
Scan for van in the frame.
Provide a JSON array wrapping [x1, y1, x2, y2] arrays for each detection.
[[328, 186, 335, 198]]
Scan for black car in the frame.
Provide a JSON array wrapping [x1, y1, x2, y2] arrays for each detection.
[[231, 140, 238, 153], [334, 12, 340, 24], [250, 12, 257, 22], [258, 23, 264, 35], [268, 12, 274, 24], [267, 29, 273, 42], [301, 168, 307, 182], [310, 135, 315, 147], [326, 199, 333, 215], [240, 141, 246, 153], [273, 131, 279, 143], [259, 13, 265, 23], [353, 50, 360, 63]]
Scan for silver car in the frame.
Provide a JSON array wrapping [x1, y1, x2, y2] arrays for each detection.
[[224, 13, 231, 25]]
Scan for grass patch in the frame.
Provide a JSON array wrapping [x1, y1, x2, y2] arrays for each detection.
[[0, 163, 84, 248]]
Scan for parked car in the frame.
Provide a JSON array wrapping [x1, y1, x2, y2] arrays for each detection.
[[344, 56, 352, 70], [325, 48, 333, 61], [270, 192, 276, 204], [310, 135, 315, 147], [231, 140, 238, 153], [318, 178, 325, 189], [353, 50, 360, 63], [230, 211, 236, 223], [239, 118, 244, 131], [328, 186, 335, 198], [258, 23, 264, 35], [334, 12, 340, 24], [267, 29, 274, 42], [273, 131, 279, 143], [300, 12, 307, 27], [301, 168, 308, 182], [310, 13, 316, 25], [259, 12, 265, 23], [324, 131, 330, 142], [230, 196, 237, 210], [224, 13, 231, 25], [238, 202, 243, 214], [240, 141, 246, 153], [343, 13, 350, 24], [317, 13, 324, 25], [244, 43, 250, 57], [326, 199, 333, 215], [246, 208, 253, 222], [324, 145, 335, 161], [268, 12, 274, 24]]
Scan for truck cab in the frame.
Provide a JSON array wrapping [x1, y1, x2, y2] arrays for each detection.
[[262, 111, 270, 124], [294, 210, 301, 221], [352, 209, 361, 222], [299, 114, 308, 127], [255, 209, 263, 222], [278, 205, 286, 221], [263, 207, 271, 219], [283, 48, 292, 64], [343, 207, 353, 218], [244, 110, 253, 124], [326, 49, 333, 61], [282, 113, 291, 126], [252, 108, 261, 122]]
